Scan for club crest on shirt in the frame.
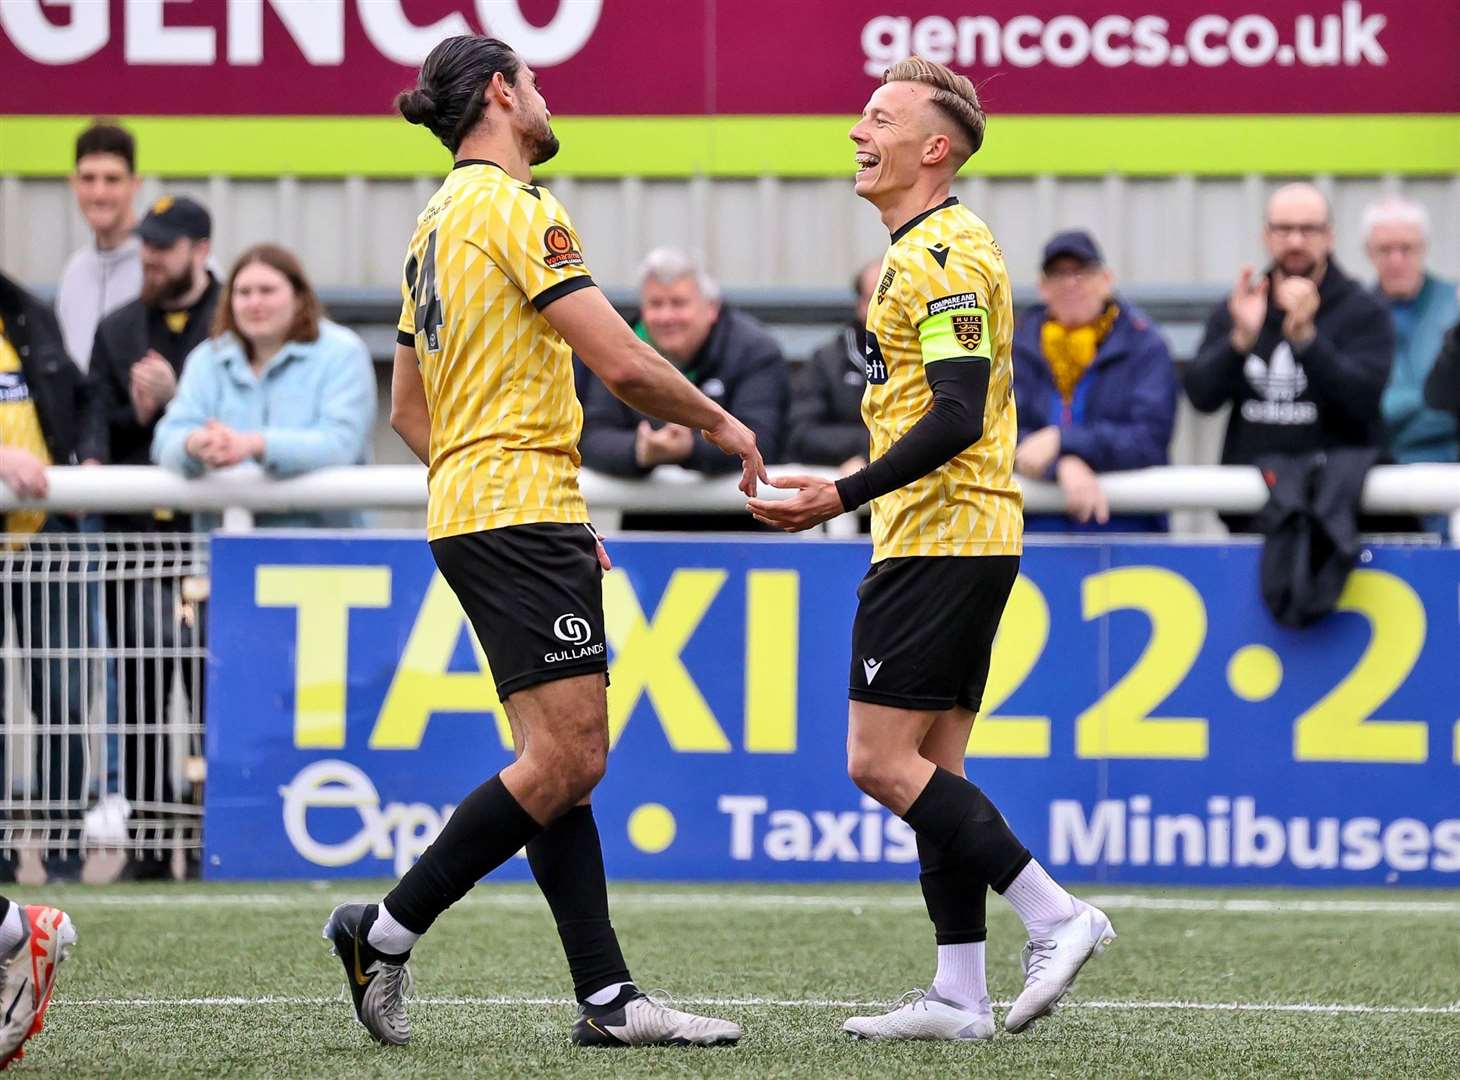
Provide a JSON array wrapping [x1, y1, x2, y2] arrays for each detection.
[[952, 311, 983, 350], [876, 267, 896, 304], [543, 224, 584, 269]]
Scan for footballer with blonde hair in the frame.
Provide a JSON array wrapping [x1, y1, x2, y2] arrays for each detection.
[[751, 56, 1116, 1040]]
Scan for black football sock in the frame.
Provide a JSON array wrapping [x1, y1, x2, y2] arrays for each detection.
[[383, 774, 541, 934], [916, 834, 988, 944], [902, 767, 1031, 892], [527, 805, 633, 1002]]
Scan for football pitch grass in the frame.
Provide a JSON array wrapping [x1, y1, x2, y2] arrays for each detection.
[[14, 881, 1460, 1078]]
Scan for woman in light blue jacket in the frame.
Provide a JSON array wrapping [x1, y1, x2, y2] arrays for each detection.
[[152, 243, 376, 527]]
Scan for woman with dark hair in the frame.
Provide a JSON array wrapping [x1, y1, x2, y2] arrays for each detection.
[[151, 243, 376, 527]]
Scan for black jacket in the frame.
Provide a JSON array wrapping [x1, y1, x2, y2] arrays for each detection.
[[786, 324, 868, 466], [579, 307, 790, 475], [81, 277, 220, 465], [1257, 447, 1379, 627], [1185, 261, 1394, 467], [0, 273, 87, 464], [1422, 320, 1460, 420]]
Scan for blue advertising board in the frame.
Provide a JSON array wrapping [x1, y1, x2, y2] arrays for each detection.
[[205, 534, 1460, 885]]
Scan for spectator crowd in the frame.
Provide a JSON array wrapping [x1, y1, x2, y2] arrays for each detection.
[[2, 122, 1460, 881]]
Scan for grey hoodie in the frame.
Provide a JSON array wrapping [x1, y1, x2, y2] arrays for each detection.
[[55, 236, 142, 372]]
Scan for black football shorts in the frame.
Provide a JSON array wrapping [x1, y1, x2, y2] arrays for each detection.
[[849, 554, 1019, 713], [430, 522, 608, 700]]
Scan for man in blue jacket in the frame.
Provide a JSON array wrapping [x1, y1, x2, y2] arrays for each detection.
[[1363, 196, 1458, 466], [1012, 230, 1177, 531]]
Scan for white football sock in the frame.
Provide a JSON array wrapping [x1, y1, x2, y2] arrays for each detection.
[[0, 903, 23, 956], [929, 941, 990, 1013], [584, 980, 634, 1006], [367, 902, 420, 955], [1002, 859, 1082, 939]]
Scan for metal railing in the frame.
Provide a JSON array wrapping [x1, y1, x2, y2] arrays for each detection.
[[2, 463, 1458, 530], [2, 531, 206, 879], [1, 462, 1455, 880]]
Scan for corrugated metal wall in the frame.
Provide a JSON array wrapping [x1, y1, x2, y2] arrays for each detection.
[[4, 170, 1454, 536], [5, 173, 1458, 292]]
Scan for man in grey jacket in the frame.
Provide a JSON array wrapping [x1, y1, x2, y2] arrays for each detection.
[[55, 123, 142, 373]]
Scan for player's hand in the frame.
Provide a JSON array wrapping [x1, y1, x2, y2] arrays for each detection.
[[1228, 265, 1268, 354], [747, 474, 844, 532], [1273, 272, 1319, 348], [1014, 425, 1061, 478], [0, 447, 48, 499], [1057, 456, 1109, 525], [590, 528, 613, 572], [703, 413, 768, 497]]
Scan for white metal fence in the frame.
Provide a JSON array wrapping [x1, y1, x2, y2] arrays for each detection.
[[1, 530, 206, 878], [1, 463, 1457, 880]]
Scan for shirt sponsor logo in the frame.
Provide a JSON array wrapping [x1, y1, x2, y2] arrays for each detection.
[[876, 267, 896, 304], [0, 372, 31, 404], [864, 333, 888, 384], [927, 292, 980, 318], [543, 224, 584, 269]]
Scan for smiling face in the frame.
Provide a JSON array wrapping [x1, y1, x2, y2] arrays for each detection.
[[641, 275, 719, 366], [230, 261, 298, 347], [848, 81, 943, 206], [71, 152, 139, 239]]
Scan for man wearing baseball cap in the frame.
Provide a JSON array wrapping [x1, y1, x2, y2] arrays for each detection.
[[80, 193, 219, 880], [1011, 228, 1178, 531]]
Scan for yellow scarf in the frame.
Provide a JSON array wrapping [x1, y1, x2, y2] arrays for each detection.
[[1041, 303, 1119, 404]]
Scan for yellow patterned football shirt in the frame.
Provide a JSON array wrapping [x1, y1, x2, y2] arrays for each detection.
[[862, 197, 1022, 559], [398, 160, 595, 540]]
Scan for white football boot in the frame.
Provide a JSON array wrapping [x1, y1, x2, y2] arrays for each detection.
[[843, 989, 995, 1041], [0, 905, 77, 1070], [1004, 904, 1116, 1033], [572, 988, 741, 1047]]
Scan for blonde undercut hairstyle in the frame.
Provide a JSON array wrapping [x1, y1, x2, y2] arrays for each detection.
[[882, 55, 985, 162]]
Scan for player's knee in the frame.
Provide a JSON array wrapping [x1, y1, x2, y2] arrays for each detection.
[[846, 748, 896, 803]]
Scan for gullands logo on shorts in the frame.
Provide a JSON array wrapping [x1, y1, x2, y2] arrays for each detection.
[[546, 612, 605, 663]]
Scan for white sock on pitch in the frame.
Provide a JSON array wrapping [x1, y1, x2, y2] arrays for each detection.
[[367, 903, 421, 955], [0, 903, 23, 956], [929, 941, 990, 1013], [584, 981, 634, 1006], [1001, 859, 1082, 939]]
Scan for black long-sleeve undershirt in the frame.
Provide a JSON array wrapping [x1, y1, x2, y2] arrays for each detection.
[[834, 357, 990, 511]]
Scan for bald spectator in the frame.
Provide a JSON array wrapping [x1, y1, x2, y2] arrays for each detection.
[[579, 248, 788, 477], [1185, 183, 1393, 532], [785, 260, 875, 471], [1363, 197, 1459, 465]]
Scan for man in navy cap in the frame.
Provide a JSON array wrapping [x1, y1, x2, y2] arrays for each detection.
[[81, 194, 218, 879], [1011, 229, 1178, 531]]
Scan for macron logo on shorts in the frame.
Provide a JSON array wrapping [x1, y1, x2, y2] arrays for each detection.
[[862, 657, 883, 684]]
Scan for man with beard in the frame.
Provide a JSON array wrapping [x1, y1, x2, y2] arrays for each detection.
[[81, 195, 217, 879], [1185, 183, 1394, 532], [323, 36, 760, 1050]]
